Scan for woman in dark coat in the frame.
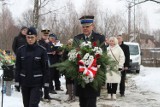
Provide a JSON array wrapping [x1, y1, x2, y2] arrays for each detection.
[[12, 26, 28, 54]]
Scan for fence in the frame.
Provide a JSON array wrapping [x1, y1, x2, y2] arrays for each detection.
[[141, 48, 160, 67]]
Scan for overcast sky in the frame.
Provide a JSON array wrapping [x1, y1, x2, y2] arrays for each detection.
[[3, 0, 160, 30]]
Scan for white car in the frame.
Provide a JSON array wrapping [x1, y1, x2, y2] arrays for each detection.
[[124, 42, 141, 73]]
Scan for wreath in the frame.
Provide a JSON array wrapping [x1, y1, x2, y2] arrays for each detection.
[[52, 41, 116, 90]]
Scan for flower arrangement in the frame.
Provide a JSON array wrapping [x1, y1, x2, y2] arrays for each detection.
[[53, 41, 115, 90], [0, 49, 15, 66]]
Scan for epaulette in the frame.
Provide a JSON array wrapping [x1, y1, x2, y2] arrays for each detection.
[[96, 32, 103, 36], [18, 45, 25, 50], [38, 44, 46, 50], [75, 33, 83, 37]]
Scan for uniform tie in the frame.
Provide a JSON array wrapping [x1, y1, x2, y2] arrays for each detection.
[[86, 37, 89, 41]]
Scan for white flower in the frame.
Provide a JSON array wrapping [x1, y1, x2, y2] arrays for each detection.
[[68, 49, 78, 61], [83, 76, 94, 83], [80, 41, 92, 48], [93, 47, 103, 55], [83, 53, 90, 60]]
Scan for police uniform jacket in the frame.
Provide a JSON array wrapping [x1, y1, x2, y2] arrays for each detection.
[[15, 43, 50, 87], [74, 31, 105, 98], [38, 39, 49, 50], [119, 42, 130, 68], [73, 31, 106, 51]]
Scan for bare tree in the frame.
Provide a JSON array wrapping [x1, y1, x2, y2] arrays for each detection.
[[0, 6, 19, 50], [45, 0, 80, 43], [153, 29, 160, 42], [18, 9, 34, 27]]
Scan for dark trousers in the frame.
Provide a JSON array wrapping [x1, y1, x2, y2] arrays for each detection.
[[54, 70, 61, 90], [120, 70, 126, 95], [107, 83, 118, 94], [49, 68, 55, 91], [50, 67, 61, 90], [40, 87, 50, 99], [79, 97, 97, 107], [21, 86, 41, 107]]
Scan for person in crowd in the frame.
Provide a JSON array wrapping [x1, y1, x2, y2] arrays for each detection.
[[38, 29, 50, 48], [74, 15, 105, 107], [37, 29, 52, 101], [117, 34, 130, 97], [12, 26, 28, 54], [105, 36, 109, 47], [62, 38, 75, 102], [48, 33, 63, 92], [106, 37, 125, 100], [15, 27, 50, 107]]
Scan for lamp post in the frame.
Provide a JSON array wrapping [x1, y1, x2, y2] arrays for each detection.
[[128, 0, 160, 42], [128, 0, 149, 42]]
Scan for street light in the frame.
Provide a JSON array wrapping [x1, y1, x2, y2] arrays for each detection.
[[128, 0, 149, 42], [128, 0, 160, 42]]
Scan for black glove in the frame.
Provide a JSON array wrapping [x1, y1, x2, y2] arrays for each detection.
[[15, 86, 20, 92], [118, 68, 123, 71]]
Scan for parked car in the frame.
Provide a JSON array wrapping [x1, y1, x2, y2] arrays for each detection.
[[124, 42, 141, 73]]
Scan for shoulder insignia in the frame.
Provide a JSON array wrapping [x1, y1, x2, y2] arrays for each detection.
[[38, 45, 46, 50], [18, 45, 25, 50]]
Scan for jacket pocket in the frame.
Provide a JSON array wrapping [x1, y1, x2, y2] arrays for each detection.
[[34, 57, 42, 67]]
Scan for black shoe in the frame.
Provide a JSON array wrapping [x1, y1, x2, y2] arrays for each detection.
[[56, 88, 64, 91], [120, 94, 125, 97], [49, 90, 57, 94], [44, 95, 52, 100], [66, 90, 68, 94]]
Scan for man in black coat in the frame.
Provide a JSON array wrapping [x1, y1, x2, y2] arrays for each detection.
[[117, 35, 130, 97], [15, 27, 50, 107], [74, 15, 105, 107], [37, 29, 54, 100], [12, 26, 28, 55]]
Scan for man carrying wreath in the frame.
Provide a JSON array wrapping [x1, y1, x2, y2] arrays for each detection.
[[73, 15, 105, 107]]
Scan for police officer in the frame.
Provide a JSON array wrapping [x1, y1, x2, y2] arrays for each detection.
[[74, 15, 105, 107], [38, 29, 53, 100], [117, 34, 130, 97], [15, 27, 50, 107], [38, 29, 50, 48]]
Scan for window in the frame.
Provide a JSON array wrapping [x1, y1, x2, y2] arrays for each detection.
[[128, 45, 139, 55]]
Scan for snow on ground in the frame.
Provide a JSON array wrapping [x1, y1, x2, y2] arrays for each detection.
[[0, 66, 160, 107], [133, 66, 160, 94]]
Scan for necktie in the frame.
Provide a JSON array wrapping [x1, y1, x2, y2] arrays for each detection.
[[86, 37, 89, 41]]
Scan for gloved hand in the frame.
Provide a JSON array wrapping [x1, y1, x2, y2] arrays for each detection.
[[118, 68, 123, 71], [44, 83, 49, 88], [15, 86, 20, 92]]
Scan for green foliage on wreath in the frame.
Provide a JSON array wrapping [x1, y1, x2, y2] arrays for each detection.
[[52, 41, 117, 90]]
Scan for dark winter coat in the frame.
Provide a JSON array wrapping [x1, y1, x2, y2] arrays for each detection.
[[74, 31, 105, 98], [47, 42, 61, 65], [12, 34, 27, 54], [15, 43, 50, 87], [119, 42, 130, 67], [37, 39, 49, 50]]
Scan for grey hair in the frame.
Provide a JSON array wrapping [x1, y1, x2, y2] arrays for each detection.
[[109, 37, 118, 45]]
